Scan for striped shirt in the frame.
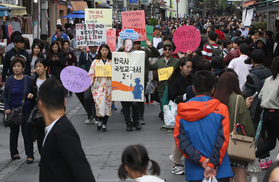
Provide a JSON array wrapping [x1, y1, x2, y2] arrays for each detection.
[[202, 43, 219, 61]]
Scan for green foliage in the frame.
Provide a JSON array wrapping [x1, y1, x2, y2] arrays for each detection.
[[252, 22, 267, 29], [149, 18, 158, 26], [218, 0, 227, 9]]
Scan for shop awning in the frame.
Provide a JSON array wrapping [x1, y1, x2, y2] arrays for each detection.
[[70, 1, 88, 11], [243, 0, 255, 7], [0, 3, 27, 16], [0, 5, 9, 16]]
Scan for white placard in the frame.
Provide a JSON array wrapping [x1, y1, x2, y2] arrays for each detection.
[[75, 23, 106, 47], [112, 51, 145, 102]]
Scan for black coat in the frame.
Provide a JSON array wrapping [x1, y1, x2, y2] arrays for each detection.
[[47, 52, 65, 80], [39, 115, 95, 182], [168, 72, 192, 102]]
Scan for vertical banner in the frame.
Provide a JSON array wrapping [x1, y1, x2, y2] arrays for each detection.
[[75, 23, 107, 46], [141, 26, 154, 47], [121, 10, 146, 41], [112, 51, 145, 102], [85, 8, 112, 29], [106, 29, 116, 52]]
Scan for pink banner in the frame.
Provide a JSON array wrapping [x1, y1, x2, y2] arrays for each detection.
[[107, 29, 116, 52], [173, 25, 201, 54], [121, 10, 146, 41]]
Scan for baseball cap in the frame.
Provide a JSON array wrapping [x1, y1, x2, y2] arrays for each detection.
[[163, 42, 173, 48], [154, 25, 161, 30]]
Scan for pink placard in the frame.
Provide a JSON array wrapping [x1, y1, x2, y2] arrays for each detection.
[[107, 29, 116, 52], [60, 66, 91, 93], [121, 10, 146, 41], [173, 26, 201, 54]]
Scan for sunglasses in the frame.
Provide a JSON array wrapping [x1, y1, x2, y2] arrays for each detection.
[[164, 48, 172, 51]]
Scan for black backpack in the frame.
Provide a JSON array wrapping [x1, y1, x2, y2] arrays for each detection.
[[252, 69, 271, 93], [208, 44, 223, 58]]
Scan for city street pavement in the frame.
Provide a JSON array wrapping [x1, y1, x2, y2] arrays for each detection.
[[0, 95, 277, 182]]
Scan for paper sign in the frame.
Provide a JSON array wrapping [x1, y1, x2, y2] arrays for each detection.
[[76, 23, 106, 47], [106, 29, 116, 52], [141, 26, 153, 47], [60, 66, 91, 93], [158, 67, 174, 81], [95, 65, 112, 77], [85, 9, 112, 29], [173, 25, 201, 54], [112, 51, 145, 102], [119, 29, 139, 41], [121, 10, 146, 41]]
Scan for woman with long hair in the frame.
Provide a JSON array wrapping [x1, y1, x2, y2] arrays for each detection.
[[256, 57, 279, 159], [47, 41, 65, 81], [88, 44, 112, 132], [30, 43, 44, 74], [213, 72, 254, 182], [168, 57, 192, 175]]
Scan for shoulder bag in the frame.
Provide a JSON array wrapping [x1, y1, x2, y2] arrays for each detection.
[[227, 95, 255, 162], [3, 76, 27, 127]]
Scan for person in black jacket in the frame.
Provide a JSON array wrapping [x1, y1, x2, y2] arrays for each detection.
[[2, 35, 31, 83], [27, 58, 50, 162], [167, 57, 192, 175], [38, 78, 95, 182], [46, 41, 65, 81]]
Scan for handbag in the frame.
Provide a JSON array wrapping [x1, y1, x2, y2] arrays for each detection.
[[27, 105, 45, 127], [227, 95, 255, 162], [3, 76, 27, 127]]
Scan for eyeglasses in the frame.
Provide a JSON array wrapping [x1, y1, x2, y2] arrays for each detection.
[[164, 48, 172, 51]]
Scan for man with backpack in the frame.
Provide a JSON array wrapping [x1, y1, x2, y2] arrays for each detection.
[[202, 31, 223, 61], [243, 49, 272, 169]]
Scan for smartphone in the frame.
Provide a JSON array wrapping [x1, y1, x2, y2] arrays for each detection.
[[252, 91, 258, 100]]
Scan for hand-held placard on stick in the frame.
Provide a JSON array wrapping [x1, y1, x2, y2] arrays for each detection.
[[106, 29, 116, 52], [173, 25, 201, 54], [158, 67, 174, 81], [60, 66, 91, 93]]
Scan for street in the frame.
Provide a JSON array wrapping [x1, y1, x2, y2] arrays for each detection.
[[0, 95, 277, 182]]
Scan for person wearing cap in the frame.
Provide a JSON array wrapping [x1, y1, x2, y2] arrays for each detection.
[[153, 25, 162, 48], [162, 24, 171, 36], [145, 42, 179, 122], [40, 34, 51, 56], [255, 36, 273, 68]]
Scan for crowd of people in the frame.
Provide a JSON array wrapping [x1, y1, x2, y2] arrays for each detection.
[[1, 15, 279, 182]]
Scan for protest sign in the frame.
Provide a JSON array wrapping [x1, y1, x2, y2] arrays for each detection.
[[121, 10, 146, 41], [141, 26, 153, 47], [76, 23, 106, 47], [106, 29, 116, 52], [173, 25, 201, 54], [60, 66, 91, 93], [85, 9, 112, 29], [119, 29, 139, 41], [112, 51, 145, 102], [158, 67, 174, 81], [95, 65, 112, 77]]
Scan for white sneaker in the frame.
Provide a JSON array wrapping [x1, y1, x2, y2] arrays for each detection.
[[93, 118, 99, 125], [169, 155, 174, 163], [85, 119, 91, 124], [172, 164, 185, 175]]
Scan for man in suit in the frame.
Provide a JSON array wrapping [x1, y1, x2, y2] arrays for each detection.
[[37, 78, 95, 182]]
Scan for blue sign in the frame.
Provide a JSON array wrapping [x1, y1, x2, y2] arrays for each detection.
[[130, 0, 137, 3], [119, 29, 140, 41], [123, 7, 126, 11]]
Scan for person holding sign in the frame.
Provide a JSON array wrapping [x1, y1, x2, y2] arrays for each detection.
[[145, 42, 179, 123], [88, 44, 112, 132]]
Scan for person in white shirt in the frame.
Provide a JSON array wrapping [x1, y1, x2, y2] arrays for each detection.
[[228, 43, 252, 91], [153, 25, 162, 48]]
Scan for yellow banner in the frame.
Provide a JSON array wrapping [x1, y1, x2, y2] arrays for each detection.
[[85, 8, 112, 29], [158, 67, 174, 81], [95, 65, 112, 77]]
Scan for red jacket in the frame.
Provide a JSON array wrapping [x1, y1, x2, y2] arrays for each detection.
[[215, 29, 225, 40], [223, 48, 240, 66]]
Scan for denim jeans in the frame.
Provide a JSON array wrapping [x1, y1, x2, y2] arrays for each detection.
[[10, 111, 34, 159]]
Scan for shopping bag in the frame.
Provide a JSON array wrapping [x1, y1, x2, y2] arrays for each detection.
[[163, 100, 177, 128], [202, 176, 218, 182]]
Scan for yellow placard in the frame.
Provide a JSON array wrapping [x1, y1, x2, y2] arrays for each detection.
[[95, 65, 112, 77], [158, 67, 174, 81], [85, 9, 112, 29]]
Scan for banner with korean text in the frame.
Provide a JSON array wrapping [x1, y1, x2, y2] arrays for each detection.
[[112, 51, 145, 102], [107, 29, 116, 52], [76, 23, 106, 47], [85, 9, 112, 29], [121, 10, 146, 41]]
